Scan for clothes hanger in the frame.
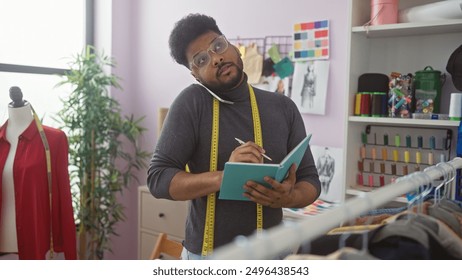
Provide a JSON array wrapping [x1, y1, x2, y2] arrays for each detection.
[[336, 193, 379, 247], [437, 162, 458, 202], [415, 165, 462, 237], [430, 164, 448, 206], [405, 171, 433, 216]]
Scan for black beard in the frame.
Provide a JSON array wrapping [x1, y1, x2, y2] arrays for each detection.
[[206, 62, 244, 93]]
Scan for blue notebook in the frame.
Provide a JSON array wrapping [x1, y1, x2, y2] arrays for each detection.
[[218, 134, 312, 201]]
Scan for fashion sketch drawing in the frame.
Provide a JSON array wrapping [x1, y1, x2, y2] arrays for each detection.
[[301, 63, 316, 108], [291, 60, 329, 115]]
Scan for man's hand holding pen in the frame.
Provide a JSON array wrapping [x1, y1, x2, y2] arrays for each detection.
[[229, 138, 272, 163]]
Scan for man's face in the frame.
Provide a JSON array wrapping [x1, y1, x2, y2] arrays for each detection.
[[186, 31, 244, 92]]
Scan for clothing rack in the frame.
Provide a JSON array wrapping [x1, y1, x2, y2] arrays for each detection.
[[212, 157, 462, 259]]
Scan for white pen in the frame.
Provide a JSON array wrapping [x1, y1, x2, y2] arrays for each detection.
[[234, 137, 273, 161]]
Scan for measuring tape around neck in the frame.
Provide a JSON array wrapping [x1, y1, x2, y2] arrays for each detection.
[[201, 84, 263, 257]]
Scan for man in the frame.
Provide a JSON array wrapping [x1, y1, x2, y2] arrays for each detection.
[[147, 13, 320, 259]]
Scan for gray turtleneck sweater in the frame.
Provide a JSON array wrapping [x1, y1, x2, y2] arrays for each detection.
[[147, 78, 321, 255]]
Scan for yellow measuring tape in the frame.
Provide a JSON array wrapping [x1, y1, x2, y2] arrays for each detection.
[[249, 85, 264, 233], [202, 84, 263, 256], [30, 105, 54, 259]]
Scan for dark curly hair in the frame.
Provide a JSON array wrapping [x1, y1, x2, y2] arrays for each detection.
[[169, 14, 223, 68]]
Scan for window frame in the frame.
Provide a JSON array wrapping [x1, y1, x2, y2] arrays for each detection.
[[0, 0, 94, 76]]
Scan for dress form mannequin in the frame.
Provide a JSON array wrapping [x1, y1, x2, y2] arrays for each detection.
[[0, 87, 33, 255], [0, 87, 76, 259]]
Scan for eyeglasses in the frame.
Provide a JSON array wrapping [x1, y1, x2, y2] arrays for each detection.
[[191, 35, 229, 68]]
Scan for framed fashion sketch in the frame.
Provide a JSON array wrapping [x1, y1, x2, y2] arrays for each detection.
[[310, 145, 343, 203], [291, 60, 330, 114]]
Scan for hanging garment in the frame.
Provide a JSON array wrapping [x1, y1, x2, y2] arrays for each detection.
[[370, 212, 462, 259], [0, 120, 77, 260], [242, 43, 263, 84]]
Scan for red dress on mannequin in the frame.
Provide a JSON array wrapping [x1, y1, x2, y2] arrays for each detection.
[[0, 120, 77, 260]]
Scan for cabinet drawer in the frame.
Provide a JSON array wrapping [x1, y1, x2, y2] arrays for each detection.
[[139, 190, 188, 237]]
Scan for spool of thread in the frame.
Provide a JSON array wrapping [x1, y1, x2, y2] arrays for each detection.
[[403, 165, 408, 176], [404, 150, 410, 163], [368, 175, 374, 187], [393, 150, 399, 162], [358, 160, 364, 172], [440, 153, 445, 163], [370, 0, 399, 25], [406, 135, 411, 148], [380, 93, 388, 116], [371, 92, 387, 117], [417, 136, 423, 149], [360, 92, 371, 116], [395, 134, 400, 147], [354, 93, 362, 115], [357, 173, 364, 185], [416, 151, 422, 164], [361, 132, 368, 144], [371, 147, 377, 160], [429, 136, 436, 150], [381, 148, 387, 161], [383, 134, 389, 146], [391, 163, 397, 175], [360, 146, 366, 159], [379, 175, 385, 187], [428, 152, 434, 165], [449, 93, 462, 121], [380, 162, 385, 173], [370, 161, 375, 172], [394, 98, 406, 111]]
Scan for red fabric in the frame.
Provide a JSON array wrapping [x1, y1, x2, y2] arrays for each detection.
[[0, 120, 77, 260]]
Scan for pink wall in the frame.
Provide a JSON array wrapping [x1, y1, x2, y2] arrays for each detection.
[[107, 0, 348, 259]]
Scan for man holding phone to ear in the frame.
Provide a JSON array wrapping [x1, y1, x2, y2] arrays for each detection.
[[147, 13, 320, 260]]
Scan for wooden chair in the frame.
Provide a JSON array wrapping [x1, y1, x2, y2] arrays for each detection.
[[149, 233, 183, 260]]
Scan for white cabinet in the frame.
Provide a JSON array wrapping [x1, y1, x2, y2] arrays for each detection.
[[137, 185, 188, 259], [344, 0, 462, 201]]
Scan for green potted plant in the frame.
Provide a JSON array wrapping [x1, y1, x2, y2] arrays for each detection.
[[55, 45, 149, 259]]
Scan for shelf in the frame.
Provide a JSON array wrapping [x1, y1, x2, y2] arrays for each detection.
[[348, 116, 460, 127], [352, 19, 462, 38], [345, 1, 461, 207]]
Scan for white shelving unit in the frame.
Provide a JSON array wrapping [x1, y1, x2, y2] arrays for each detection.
[[344, 0, 462, 203]]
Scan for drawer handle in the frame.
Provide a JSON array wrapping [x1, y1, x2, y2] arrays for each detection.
[[158, 213, 165, 218]]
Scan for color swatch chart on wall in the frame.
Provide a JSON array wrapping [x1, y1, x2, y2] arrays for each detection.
[[293, 20, 329, 61]]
